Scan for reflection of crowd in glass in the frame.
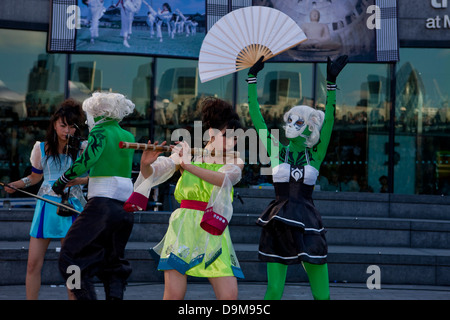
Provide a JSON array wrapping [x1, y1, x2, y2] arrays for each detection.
[[0, 122, 47, 197], [4, 45, 449, 196], [397, 101, 450, 133], [150, 97, 206, 126], [237, 101, 445, 132], [8, 91, 449, 197], [26, 98, 57, 118], [316, 172, 377, 193]]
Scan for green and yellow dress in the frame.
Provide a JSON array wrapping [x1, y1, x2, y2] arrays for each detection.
[[151, 162, 244, 279]]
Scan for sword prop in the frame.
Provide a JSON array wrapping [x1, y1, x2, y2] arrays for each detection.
[[0, 181, 81, 214]]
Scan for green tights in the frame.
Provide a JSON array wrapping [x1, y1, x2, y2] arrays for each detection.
[[264, 262, 330, 300]]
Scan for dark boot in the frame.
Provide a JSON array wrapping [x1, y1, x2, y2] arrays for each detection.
[[103, 277, 127, 300], [72, 278, 97, 300]]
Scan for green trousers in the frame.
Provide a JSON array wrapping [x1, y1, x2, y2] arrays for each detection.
[[264, 262, 330, 300]]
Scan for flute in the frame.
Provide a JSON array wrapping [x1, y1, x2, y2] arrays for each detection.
[[119, 141, 172, 152], [118, 141, 237, 157]]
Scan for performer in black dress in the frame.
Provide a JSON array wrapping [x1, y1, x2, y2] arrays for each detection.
[[247, 55, 348, 300]]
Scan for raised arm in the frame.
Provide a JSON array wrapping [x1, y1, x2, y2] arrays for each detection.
[[143, 0, 157, 15], [310, 84, 336, 167], [247, 56, 283, 159], [310, 55, 348, 169]]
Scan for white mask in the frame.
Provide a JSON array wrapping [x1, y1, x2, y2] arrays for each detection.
[[284, 114, 308, 139], [283, 105, 324, 146]]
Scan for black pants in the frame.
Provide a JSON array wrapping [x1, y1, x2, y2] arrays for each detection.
[[59, 197, 134, 300]]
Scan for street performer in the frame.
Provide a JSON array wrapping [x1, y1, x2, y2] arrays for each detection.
[[5, 99, 87, 299], [126, 97, 244, 299], [247, 55, 348, 300], [52, 92, 135, 300]]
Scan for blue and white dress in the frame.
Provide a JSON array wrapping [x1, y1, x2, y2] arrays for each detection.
[[29, 141, 87, 239]]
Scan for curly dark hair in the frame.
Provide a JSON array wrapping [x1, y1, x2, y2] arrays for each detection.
[[45, 98, 85, 166], [201, 97, 242, 132]]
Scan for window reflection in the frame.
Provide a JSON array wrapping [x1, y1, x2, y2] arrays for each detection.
[[0, 28, 448, 196], [395, 48, 450, 195], [154, 58, 233, 144], [69, 54, 153, 120], [68, 54, 155, 179], [69, 54, 154, 144], [0, 29, 66, 196], [316, 63, 391, 194]]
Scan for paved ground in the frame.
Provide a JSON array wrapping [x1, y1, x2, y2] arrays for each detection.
[[1, 282, 449, 300]]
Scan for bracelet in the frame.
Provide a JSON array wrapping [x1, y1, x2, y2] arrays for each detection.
[[327, 83, 337, 91], [21, 177, 31, 188], [246, 77, 257, 84]]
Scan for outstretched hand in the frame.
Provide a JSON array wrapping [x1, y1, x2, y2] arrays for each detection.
[[327, 55, 348, 83], [248, 56, 265, 77]]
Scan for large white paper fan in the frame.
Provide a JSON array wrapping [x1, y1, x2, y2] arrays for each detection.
[[199, 6, 307, 83]]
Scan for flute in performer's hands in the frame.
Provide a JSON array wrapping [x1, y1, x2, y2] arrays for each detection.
[[119, 141, 172, 152], [119, 141, 224, 156], [137, 140, 170, 178]]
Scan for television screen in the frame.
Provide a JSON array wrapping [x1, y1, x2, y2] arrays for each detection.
[[48, 0, 398, 62], [48, 0, 208, 59]]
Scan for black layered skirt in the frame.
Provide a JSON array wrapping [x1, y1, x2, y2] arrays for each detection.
[[257, 182, 327, 265]]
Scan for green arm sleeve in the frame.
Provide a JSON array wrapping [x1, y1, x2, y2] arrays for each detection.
[[53, 126, 106, 189], [310, 82, 336, 169], [64, 126, 106, 178], [248, 75, 282, 159]]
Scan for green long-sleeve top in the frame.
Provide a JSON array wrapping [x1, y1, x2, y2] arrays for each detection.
[[55, 120, 135, 185], [247, 75, 336, 171]]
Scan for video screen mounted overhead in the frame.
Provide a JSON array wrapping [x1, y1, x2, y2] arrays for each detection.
[[48, 0, 398, 62]]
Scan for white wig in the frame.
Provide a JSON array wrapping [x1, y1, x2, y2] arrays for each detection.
[[283, 105, 325, 148], [82, 92, 135, 121]]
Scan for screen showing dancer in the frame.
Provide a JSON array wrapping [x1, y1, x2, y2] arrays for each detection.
[[48, 0, 398, 62]]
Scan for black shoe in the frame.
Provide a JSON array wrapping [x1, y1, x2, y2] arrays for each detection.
[[104, 278, 127, 300], [73, 280, 97, 300]]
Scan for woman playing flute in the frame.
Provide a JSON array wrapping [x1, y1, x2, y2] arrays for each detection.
[[126, 97, 244, 299]]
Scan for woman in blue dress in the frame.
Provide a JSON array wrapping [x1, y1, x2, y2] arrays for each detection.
[[5, 99, 88, 299]]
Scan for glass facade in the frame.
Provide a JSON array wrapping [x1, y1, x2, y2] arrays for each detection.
[[153, 58, 234, 143], [68, 53, 155, 168], [315, 62, 392, 194], [395, 49, 450, 195], [0, 28, 449, 195], [0, 29, 67, 197]]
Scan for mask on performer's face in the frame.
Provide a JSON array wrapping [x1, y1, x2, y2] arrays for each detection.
[[283, 105, 324, 148], [284, 114, 312, 140]]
